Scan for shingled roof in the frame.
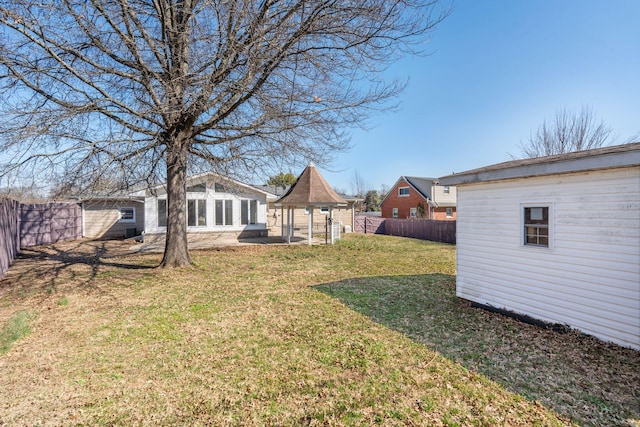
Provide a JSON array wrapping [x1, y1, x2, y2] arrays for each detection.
[[275, 163, 347, 207]]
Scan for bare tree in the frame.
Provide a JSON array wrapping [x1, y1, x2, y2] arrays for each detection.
[[0, 0, 449, 267], [516, 106, 614, 158], [350, 170, 368, 198]]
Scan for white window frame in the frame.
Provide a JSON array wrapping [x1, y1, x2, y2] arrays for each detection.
[[215, 199, 233, 226], [409, 207, 417, 218], [445, 207, 453, 218], [443, 186, 450, 194], [520, 203, 553, 250], [392, 208, 398, 218], [241, 199, 259, 225], [187, 199, 207, 227], [118, 207, 136, 223], [398, 187, 410, 197]]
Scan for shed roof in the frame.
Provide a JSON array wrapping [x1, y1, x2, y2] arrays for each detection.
[[276, 163, 347, 207], [439, 142, 640, 186]]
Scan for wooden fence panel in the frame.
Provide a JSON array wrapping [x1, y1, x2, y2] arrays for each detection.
[[354, 216, 456, 244], [20, 202, 82, 247], [0, 198, 20, 280], [384, 218, 456, 244]]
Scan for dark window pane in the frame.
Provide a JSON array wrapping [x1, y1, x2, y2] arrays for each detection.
[[224, 200, 233, 226], [197, 199, 206, 226], [187, 183, 206, 192], [188, 200, 196, 226], [215, 200, 223, 225], [250, 200, 258, 224], [241, 200, 248, 225], [158, 199, 167, 227]]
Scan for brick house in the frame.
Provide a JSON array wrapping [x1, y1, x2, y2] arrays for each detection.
[[380, 176, 456, 220]]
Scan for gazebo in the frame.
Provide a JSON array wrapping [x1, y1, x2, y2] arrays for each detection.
[[275, 163, 347, 245]]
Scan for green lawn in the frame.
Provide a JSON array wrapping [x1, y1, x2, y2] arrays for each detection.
[[0, 234, 637, 426]]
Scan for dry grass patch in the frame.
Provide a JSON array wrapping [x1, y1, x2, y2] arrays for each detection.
[[0, 235, 630, 425]]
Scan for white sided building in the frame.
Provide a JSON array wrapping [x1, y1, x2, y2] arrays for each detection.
[[440, 143, 640, 349]]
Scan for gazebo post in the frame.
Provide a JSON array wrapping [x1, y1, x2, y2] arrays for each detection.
[[308, 206, 313, 245], [330, 207, 335, 244], [287, 207, 291, 244], [280, 207, 285, 241]]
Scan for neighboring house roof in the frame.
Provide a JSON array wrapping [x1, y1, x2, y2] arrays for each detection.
[[276, 163, 347, 207], [380, 176, 438, 207], [253, 184, 292, 201], [336, 193, 364, 203], [440, 142, 640, 186]]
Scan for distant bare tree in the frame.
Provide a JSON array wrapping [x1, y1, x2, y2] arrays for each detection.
[[0, 0, 449, 267], [350, 170, 369, 198], [517, 106, 614, 158]]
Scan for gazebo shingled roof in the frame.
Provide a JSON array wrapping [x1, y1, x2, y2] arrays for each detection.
[[276, 163, 347, 206]]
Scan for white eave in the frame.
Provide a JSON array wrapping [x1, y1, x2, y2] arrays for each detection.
[[440, 142, 640, 186]]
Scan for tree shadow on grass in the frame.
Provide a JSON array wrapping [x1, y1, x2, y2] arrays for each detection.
[[314, 274, 640, 427], [0, 239, 159, 301]]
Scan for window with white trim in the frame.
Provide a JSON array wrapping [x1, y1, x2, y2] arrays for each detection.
[[398, 187, 410, 197], [443, 186, 450, 194], [187, 183, 206, 193], [445, 208, 453, 218], [410, 207, 417, 218], [523, 206, 549, 247], [188, 199, 207, 227], [215, 200, 233, 226], [118, 207, 135, 223], [241, 200, 258, 225], [392, 208, 398, 218]]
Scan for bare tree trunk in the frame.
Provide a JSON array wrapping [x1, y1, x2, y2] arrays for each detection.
[[161, 137, 191, 268]]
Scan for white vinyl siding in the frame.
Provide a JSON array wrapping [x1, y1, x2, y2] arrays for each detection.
[[83, 201, 144, 239], [455, 167, 640, 349]]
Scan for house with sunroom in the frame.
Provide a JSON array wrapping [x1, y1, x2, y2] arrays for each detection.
[[380, 176, 456, 220], [439, 142, 640, 350], [134, 172, 272, 245]]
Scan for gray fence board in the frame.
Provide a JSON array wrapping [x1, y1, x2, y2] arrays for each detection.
[[355, 216, 456, 244], [0, 199, 20, 280], [0, 201, 83, 279], [20, 203, 82, 247]]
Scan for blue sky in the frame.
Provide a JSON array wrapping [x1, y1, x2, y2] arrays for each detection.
[[321, 0, 640, 193]]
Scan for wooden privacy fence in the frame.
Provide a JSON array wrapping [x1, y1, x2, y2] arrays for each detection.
[[20, 202, 82, 247], [353, 216, 385, 234], [0, 199, 21, 280], [354, 216, 456, 244], [0, 200, 83, 279]]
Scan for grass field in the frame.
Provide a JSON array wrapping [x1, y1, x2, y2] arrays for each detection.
[[0, 234, 637, 426]]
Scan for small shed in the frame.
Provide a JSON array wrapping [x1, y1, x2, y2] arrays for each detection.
[[439, 142, 640, 349], [275, 163, 347, 245]]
